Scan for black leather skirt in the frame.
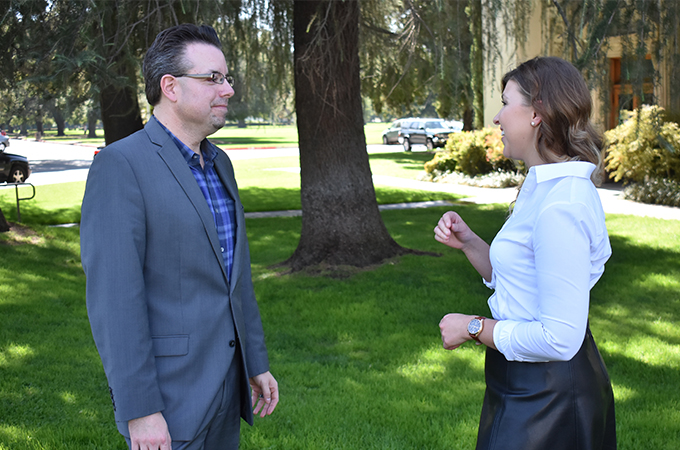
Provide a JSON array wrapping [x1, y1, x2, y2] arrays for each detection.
[[476, 328, 617, 450]]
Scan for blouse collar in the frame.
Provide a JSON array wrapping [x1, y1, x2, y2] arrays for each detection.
[[532, 161, 595, 184]]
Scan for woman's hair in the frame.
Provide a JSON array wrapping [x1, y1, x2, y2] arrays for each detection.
[[143, 24, 222, 106], [502, 56, 605, 185]]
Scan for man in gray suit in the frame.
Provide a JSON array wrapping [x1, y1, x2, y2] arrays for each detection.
[[81, 24, 279, 450]]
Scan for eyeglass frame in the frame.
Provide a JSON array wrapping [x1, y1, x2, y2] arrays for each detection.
[[174, 72, 234, 87]]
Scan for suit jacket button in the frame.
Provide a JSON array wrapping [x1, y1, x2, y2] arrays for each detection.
[[229, 340, 236, 347]]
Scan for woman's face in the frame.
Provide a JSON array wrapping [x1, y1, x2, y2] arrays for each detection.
[[493, 80, 543, 167]]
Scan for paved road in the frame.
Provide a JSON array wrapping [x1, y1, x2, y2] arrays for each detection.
[[6, 137, 680, 221]]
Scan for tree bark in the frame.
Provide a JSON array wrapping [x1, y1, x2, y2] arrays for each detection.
[[468, 0, 484, 131], [284, 0, 410, 271], [87, 106, 99, 138], [100, 82, 143, 145], [51, 105, 66, 136], [0, 208, 10, 232]]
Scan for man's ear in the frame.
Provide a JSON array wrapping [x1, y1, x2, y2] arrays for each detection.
[[160, 75, 179, 103]]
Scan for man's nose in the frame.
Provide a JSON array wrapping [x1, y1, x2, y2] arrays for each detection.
[[220, 83, 235, 98]]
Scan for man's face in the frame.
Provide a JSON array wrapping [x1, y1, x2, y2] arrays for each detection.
[[174, 42, 234, 138]]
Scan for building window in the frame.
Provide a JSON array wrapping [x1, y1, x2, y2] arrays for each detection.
[[609, 56, 655, 129]]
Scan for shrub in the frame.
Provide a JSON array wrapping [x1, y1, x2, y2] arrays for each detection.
[[605, 105, 680, 183], [623, 177, 680, 207], [483, 128, 517, 173], [424, 151, 456, 173], [424, 127, 514, 177]]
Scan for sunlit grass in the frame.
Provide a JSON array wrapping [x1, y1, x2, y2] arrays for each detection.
[[1, 146, 679, 447]]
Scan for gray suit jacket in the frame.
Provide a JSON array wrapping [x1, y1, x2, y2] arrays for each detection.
[[81, 119, 269, 440]]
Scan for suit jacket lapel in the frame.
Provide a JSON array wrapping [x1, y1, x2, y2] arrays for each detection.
[[145, 120, 229, 285], [213, 147, 244, 294]]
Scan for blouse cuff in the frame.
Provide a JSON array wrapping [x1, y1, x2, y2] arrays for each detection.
[[492, 320, 519, 360], [482, 271, 496, 289]]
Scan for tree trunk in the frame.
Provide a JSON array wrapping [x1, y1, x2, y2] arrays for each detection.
[[35, 107, 44, 139], [284, 0, 409, 271], [87, 106, 99, 138], [51, 106, 66, 136], [100, 82, 143, 145], [468, 0, 484, 130], [462, 107, 474, 131], [0, 208, 10, 232]]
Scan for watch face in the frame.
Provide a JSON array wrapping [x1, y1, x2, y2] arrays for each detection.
[[468, 318, 482, 335]]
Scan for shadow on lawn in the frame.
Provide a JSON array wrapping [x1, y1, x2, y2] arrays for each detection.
[[0, 204, 81, 226], [245, 208, 680, 448], [0, 228, 123, 448], [593, 233, 680, 346], [368, 151, 436, 170], [2, 204, 679, 448]]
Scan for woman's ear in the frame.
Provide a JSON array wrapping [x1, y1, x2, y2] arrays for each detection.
[[160, 75, 179, 103], [531, 112, 542, 127]]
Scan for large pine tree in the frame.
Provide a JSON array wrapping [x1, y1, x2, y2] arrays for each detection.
[[284, 0, 412, 270]]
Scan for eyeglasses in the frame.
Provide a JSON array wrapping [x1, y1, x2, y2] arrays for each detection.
[[175, 72, 234, 86]]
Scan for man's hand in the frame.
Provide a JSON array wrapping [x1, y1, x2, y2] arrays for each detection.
[[128, 412, 172, 450], [249, 371, 279, 418]]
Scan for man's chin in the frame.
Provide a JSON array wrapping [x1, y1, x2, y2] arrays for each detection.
[[210, 116, 227, 131]]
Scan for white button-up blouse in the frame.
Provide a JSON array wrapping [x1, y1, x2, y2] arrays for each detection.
[[486, 161, 611, 362]]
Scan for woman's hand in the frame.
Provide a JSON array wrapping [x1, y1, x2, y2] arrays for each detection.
[[439, 313, 474, 350], [434, 211, 476, 250], [434, 211, 493, 282]]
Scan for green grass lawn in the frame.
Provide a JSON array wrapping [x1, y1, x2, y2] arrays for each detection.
[[33, 122, 390, 149], [1, 207, 679, 449], [0, 151, 448, 224], [1, 147, 679, 448]]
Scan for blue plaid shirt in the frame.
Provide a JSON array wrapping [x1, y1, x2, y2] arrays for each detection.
[[154, 116, 236, 281]]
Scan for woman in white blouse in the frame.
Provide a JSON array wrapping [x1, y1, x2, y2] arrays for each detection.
[[435, 56, 616, 449]]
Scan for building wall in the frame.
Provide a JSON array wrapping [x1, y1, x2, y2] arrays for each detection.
[[483, 0, 545, 127], [482, 1, 672, 132]]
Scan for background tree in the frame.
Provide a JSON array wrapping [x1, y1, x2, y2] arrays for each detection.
[[285, 0, 412, 270], [360, 0, 489, 130]]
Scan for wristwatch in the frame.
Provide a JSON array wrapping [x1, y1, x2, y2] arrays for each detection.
[[467, 316, 485, 341]]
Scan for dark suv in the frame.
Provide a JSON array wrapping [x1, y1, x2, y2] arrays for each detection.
[[398, 118, 461, 151], [0, 140, 31, 183]]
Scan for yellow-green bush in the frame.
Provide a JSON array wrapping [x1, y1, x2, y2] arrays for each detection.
[[605, 105, 680, 183], [424, 127, 515, 176]]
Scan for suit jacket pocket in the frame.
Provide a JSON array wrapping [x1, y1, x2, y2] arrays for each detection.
[[151, 335, 189, 357]]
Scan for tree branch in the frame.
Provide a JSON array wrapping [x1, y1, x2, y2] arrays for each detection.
[[552, 0, 580, 60]]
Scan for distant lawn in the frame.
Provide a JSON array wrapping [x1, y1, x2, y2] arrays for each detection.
[[1, 206, 679, 449], [0, 151, 444, 225], [35, 122, 390, 149]]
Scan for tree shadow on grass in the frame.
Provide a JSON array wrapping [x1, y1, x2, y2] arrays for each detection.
[[244, 206, 680, 449], [0, 227, 125, 449], [368, 151, 436, 172], [2, 201, 678, 448]]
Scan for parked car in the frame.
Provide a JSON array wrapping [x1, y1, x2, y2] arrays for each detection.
[[0, 132, 9, 151], [0, 141, 31, 184], [381, 118, 412, 145], [398, 118, 460, 151]]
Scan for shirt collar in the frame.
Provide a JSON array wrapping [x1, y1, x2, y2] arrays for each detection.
[[152, 116, 217, 164], [532, 161, 595, 184]]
